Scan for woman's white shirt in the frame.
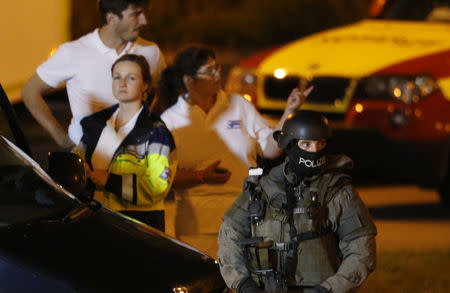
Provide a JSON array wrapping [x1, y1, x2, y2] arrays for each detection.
[[91, 106, 143, 171]]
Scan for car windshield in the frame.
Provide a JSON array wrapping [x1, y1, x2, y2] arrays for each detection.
[[376, 0, 450, 22], [0, 133, 78, 228]]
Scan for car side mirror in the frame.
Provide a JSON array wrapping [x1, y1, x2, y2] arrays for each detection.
[[47, 152, 89, 199]]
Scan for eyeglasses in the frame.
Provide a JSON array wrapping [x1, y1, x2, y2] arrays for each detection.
[[196, 64, 221, 79]]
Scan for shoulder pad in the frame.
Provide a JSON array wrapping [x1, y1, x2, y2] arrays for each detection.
[[268, 164, 285, 183], [325, 154, 354, 171], [260, 173, 285, 200], [335, 186, 377, 241], [321, 172, 352, 203]]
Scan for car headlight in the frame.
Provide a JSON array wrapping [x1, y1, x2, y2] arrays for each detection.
[[225, 66, 257, 103], [355, 74, 438, 103]]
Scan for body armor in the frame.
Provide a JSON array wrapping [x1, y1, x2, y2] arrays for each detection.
[[243, 165, 348, 291], [228, 153, 378, 292]]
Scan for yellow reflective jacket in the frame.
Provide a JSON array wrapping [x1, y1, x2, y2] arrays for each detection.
[[74, 104, 177, 212]]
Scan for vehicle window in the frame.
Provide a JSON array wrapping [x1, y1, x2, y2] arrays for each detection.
[[376, 0, 449, 22], [427, 5, 450, 22], [0, 136, 78, 227]]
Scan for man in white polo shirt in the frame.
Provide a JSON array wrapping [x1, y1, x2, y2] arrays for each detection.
[[22, 0, 165, 148]]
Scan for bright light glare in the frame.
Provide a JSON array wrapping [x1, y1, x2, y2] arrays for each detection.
[[355, 104, 364, 113], [243, 94, 252, 102], [244, 74, 255, 84], [173, 287, 188, 293], [274, 69, 287, 79], [49, 47, 58, 57]]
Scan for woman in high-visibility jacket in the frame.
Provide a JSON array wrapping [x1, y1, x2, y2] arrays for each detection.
[[74, 54, 177, 232]]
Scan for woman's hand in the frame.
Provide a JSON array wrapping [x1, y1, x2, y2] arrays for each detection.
[[285, 86, 314, 113], [202, 160, 231, 184], [172, 161, 231, 188], [85, 163, 109, 187], [269, 85, 315, 158]]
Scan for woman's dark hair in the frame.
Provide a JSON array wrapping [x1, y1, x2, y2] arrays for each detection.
[[159, 47, 215, 109], [111, 54, 152, 102]]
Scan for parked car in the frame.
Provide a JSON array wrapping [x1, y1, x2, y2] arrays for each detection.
[[0, 82, 227, 292], [225, 0, 450, 205]]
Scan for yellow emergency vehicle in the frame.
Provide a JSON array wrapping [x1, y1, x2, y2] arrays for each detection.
[[226, 0, 450, 204]]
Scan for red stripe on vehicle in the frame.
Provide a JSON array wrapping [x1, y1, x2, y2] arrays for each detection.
[[374, 49, 450, 78]]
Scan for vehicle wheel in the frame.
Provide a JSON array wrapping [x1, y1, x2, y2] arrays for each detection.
[[439, 161, 450, 208]]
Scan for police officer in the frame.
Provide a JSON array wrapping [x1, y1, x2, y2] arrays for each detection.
[[217, 110, 377, 293]]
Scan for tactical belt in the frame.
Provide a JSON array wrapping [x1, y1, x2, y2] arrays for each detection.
[[273, 227, 332, 252], [294, 227, 331, 243]]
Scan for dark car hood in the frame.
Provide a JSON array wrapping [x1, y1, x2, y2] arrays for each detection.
[[0, 135, 225, 292]]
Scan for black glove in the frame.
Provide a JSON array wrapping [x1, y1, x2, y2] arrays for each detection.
[[314, 285, 331, 293], [237, 277, 264, 293]]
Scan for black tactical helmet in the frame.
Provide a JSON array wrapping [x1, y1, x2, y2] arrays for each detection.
[[273, 110, 331, 149]]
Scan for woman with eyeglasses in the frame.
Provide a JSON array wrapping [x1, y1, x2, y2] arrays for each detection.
[[159, 47, 306, 257]]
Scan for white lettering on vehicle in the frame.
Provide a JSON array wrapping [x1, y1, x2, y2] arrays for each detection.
[[298, 156, 326, 168], [320, 35, 437, 47]]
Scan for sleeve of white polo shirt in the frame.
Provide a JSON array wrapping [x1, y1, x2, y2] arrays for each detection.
[[155, 46, 166, 72], [151, 46, 166, 87], [36, 44, 75, 88], [240, 96, 273, 152]]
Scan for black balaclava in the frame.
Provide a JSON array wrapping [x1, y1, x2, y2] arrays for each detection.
[[286, 141, 327, 179]]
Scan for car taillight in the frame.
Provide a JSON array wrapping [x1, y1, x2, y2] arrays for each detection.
[[354, 74, 438, 103]]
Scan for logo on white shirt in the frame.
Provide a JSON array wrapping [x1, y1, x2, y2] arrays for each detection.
[[227, 120, 242, 129]]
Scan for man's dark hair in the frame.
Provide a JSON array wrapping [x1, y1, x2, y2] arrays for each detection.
[[98, 0, 149, 24]]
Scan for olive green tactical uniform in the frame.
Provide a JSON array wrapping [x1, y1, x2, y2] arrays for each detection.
[[218, 155, 377, 293]]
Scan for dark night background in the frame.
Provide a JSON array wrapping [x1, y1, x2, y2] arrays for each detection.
[[71, 0, 372, 48]]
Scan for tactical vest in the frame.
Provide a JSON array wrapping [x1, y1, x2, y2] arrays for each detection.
[[243, 169, 351, 291]]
